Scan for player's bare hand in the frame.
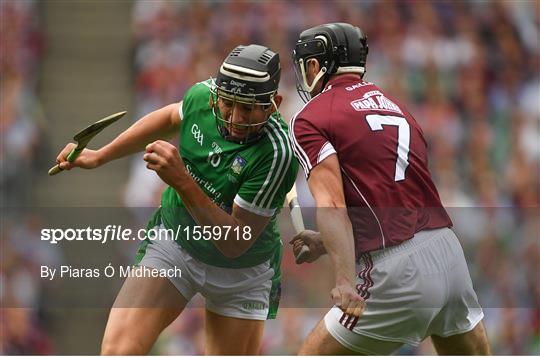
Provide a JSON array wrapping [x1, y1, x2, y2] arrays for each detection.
[[289, 230, 326, 263], [331, 283, 365, 318], [144, 140, 188, 186], [56, 143, 101, 170]]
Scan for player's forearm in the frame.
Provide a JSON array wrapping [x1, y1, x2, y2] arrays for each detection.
[[315, 233, 328, 256], [171, 178, 253, 258], [98, 104, 180, 165], [316, 207, 356, 286]]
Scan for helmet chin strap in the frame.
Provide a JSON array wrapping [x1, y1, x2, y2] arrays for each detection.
[[300, 58, 328, 93]]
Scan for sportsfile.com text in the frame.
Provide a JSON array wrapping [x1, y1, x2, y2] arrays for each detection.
[[40, 225, 253, 244]]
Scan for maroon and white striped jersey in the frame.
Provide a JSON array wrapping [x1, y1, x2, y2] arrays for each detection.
[[289, 75, 452, 254]]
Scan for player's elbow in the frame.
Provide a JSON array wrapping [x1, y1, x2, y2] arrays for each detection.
[[312, 188, 346, 208], [315, 196, 346, 208], [216, 233, 258, 259], [166, 103, 182, 130]]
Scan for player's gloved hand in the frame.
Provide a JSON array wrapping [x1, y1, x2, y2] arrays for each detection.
[[56, 143, 102, 170], [289, 230, 326, 263], [144, 140, 188, 187], [331, 283, 365, 318]]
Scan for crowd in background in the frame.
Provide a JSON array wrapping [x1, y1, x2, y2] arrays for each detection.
[[0, 0, 48, 207], [1, 0, 539, 354], [1, 0, 53, 354], [128, 0, 539, 209]]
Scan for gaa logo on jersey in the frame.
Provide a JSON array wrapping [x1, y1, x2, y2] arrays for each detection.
[[191, 124, 204, 146]]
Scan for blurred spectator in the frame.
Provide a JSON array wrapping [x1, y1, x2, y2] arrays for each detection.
[[1, 215, 60, 354], [0, 0, 47, 207], [0, 0, 53, 353]]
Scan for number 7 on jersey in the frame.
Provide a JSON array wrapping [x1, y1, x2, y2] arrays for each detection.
[[365, 114, 410, 181]]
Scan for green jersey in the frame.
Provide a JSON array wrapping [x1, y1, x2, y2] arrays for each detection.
[[151, 79, 298, 269]]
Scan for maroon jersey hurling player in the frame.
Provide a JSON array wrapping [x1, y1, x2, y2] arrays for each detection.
[[289, 23, 490, 355]]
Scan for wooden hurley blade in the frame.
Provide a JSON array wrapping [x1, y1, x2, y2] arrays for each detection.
[[48, 110, 127, 176]]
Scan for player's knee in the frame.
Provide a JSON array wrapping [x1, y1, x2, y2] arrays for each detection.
[[101, 329, 147, 355]]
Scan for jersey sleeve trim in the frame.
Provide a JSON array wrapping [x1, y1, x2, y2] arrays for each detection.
[[234, 195, 276, 217], [318, 141, 336, 164], [200, 78, 213, 87], [251, 117, 294, 209], [289, 114, 313, 178], [178, 101, 183, 119]]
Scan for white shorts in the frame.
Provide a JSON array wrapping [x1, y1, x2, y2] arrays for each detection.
[[325, 227, 484, 354], [137, 226, 278, 320]]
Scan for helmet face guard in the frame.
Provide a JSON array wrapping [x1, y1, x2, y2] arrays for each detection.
[[292, 23, 369, 103], [212, 45, 281, 144], [292, 37, 330, 103], [210, 78, 278, 145]]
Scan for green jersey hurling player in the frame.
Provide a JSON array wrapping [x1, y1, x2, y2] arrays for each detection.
[[55, 44, 298, 355]]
